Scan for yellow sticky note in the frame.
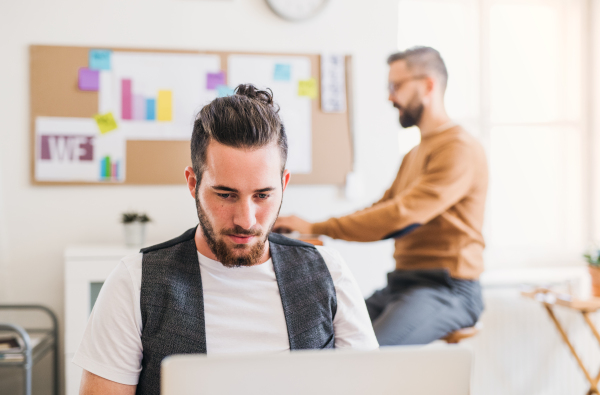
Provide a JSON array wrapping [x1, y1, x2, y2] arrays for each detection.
[[94, 112, 118, 134], [157, 90, 173, 121], [298, 78, 318, 99]]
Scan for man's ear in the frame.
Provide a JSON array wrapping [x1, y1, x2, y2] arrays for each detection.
[[184, 166, 197, 198], [281, 169, 291, 192], [424, 76, 436, 96]]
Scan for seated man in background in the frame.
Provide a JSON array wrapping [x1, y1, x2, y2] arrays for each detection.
[[276, 47, 488, 346], [75, 85, 378, 395]]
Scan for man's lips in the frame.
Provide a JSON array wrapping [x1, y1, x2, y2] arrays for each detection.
[[227, 234, 256, 244]]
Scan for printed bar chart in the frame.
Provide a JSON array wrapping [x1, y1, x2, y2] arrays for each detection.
[[120, 79, 171, 122], [100, 156, 120, 181]]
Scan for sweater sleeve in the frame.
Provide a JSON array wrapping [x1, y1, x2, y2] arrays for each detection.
[[311, 141, 476, 242]]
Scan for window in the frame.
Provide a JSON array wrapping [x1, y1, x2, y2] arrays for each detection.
[[398, 0, 588, 268]]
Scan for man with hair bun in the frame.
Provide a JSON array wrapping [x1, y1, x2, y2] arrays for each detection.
[[276, 47, 489, 346], [74, 84, 378, 395]]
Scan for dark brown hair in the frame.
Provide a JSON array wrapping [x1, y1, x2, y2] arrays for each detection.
[[190, 84, 287, 184], [387, 46, 448, 91]]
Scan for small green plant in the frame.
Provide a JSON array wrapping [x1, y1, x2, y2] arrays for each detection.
[[584, 249, 600, 267], [121, 212, 152, 224]]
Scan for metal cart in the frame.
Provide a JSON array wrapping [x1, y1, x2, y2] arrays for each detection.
[[0, 305, 59, 395]]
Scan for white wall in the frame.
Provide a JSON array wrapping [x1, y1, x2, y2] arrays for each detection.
[[593, 0, 600, 242], [0, 0, 402, 390]]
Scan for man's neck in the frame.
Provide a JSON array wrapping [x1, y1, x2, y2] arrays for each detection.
[[417, 107, 453, 138]]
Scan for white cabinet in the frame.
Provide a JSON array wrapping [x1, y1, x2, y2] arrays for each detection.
[[64, 245, 139, 395]]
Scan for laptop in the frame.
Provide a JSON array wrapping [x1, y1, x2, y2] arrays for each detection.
[[161, 345, 472, 395]]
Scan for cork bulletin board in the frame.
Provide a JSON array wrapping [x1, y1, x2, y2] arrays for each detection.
[[30, 45, 353, 186]]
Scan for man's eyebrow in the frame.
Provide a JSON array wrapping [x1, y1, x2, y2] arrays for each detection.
[[211, 185, 238, 192], [211, 186, 276, 193]]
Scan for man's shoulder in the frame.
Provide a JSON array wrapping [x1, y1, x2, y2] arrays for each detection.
[[444, 126, 484, 149], [314, 246, 348, 284], [140, 227, 197, 254], [429, 126, 486, 159], [121, 252, 143, 270]]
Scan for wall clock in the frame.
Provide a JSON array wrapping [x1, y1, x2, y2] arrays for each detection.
[[265, 0, 330, 21]]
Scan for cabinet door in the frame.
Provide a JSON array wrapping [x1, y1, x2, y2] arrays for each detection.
[[64, 259, 121, 355]]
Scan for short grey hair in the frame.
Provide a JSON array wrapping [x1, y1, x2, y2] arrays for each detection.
[[387, 46, 448, 91]]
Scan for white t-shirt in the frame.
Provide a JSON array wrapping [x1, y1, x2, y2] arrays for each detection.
[[73, 245, 378, 385]]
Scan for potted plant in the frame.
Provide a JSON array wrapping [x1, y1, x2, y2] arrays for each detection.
[[583, 248, 600, 297], [122, 211, 151, 247]]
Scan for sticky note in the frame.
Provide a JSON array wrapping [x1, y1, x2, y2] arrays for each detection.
[[273, 64, 291, 81], [157, 90, 173, 121], [206, 72, 226, 90], [94, 112, 118, 134], [78, 67, 99, 91], [89, 49, 112, 70], [298, 78, 318, 99], [216, 85, 235, 98]]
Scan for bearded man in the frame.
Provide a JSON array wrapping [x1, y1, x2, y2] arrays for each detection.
[[276, 47, 489, 346], [74, 85, 378, 395]]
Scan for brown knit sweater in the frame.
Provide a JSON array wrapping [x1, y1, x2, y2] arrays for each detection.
[[312, 125, 488, 280]]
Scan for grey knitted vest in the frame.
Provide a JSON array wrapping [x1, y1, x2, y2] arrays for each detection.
[[135, 227, 337, 395]]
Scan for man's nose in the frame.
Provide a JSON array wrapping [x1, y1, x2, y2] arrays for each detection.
[[233, 199, 257, 231]]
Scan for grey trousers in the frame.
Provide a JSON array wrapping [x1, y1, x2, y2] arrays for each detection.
[[365, 269, 484, 346]]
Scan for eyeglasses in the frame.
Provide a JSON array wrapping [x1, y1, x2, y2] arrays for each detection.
[[388, 75, 428, 94]]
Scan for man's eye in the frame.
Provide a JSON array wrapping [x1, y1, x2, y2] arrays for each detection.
[[218, 193, 231, 199], [257, 194, 270, 199]]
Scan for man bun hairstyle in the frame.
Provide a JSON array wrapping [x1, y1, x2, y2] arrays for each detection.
[[191, 84, 288, 185], [387, 46, 448, 92]]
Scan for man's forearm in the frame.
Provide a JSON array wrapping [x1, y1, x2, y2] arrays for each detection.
[[79, 370, 136, 395]]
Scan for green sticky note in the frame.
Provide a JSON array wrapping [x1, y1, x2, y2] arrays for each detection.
[[94, 112, 118, 134], [298, 78, 318, 99]]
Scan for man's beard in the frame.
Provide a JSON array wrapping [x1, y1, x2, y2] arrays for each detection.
[[395, 93, 424, 128], [195, 193, 279, 268]]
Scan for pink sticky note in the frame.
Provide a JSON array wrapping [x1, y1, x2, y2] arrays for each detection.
[[206, 72, 226, 90], [78, 68, 99, 91]]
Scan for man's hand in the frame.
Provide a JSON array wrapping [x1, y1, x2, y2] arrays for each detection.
[[274, 215, 313, 235]]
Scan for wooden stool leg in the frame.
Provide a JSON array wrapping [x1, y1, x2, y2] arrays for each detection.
[[582, 312, 600, 388], [545, 305, 598, 394]]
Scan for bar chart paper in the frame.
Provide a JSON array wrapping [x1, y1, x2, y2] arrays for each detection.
[[98, 52, 220, 140]]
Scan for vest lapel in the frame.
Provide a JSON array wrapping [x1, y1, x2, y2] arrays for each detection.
[[269, 234, 337, 350]]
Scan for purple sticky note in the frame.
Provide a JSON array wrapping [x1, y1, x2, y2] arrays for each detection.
[[206, 72, 225, 90], [78, 67, 99, 91]]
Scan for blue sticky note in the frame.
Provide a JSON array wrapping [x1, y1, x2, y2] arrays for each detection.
[[216, 85, 235, 98], [146, 98, 156, 120], [89, 49, 112, 70], [274, 64, 291, 81]]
